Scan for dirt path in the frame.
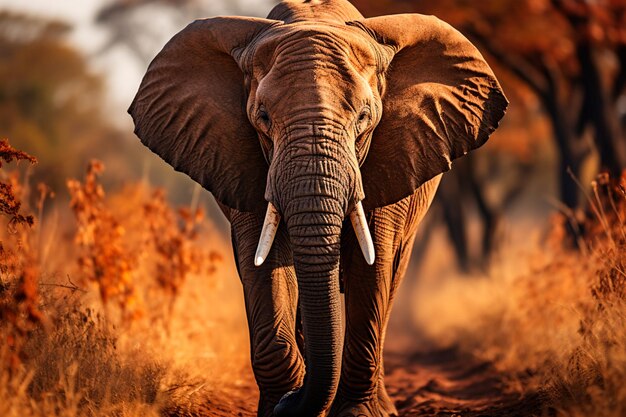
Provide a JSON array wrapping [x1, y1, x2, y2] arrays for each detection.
[[385, 347, 541, 416], [170, 345, 541, 417]]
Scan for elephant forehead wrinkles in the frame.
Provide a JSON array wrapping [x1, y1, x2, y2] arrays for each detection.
[[259, 67, 372, 127], [270, 30, 375, 83], [252, 27, 377, 118]]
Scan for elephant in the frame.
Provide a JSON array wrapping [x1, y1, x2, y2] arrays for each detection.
[[128, 0, 507, 416]]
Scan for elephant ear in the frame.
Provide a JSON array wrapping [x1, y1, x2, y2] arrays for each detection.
[[129, 17, 276, 214], [357, 14, 508, 211]]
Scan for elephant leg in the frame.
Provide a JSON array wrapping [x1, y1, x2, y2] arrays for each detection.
[[229, 210, 305, 417], [330, 177, 440, 417]]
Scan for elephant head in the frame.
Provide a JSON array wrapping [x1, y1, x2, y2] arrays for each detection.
[[129, 1, 507, 415]]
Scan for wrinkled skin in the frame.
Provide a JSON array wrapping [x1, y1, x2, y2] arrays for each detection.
[[128, 1, 508, 416]]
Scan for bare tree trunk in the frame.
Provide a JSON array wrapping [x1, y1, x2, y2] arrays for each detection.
[[577, 44, 626, 175], [464, 28, 590, 209], [437, 171, 471, 273], [544, 93, 587, 209]]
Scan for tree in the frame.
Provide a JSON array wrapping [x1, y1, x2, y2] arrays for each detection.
[[352, 0, 626, 266], [0, 11, 132, 193], [355, 0, 626, 210]]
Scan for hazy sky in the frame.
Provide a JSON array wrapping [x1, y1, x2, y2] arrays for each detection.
[[0, 0, 105, 51]]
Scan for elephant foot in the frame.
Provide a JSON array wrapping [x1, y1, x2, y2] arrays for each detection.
[[329, 385, 398, 417], [273, 388, 305, 417], [258, 384, 302, 417]]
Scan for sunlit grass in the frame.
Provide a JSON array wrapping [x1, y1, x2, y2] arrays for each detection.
[[0, 140, 250, 416], [412, 173, 626, 416]]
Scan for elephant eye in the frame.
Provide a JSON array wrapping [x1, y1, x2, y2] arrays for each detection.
[[258, 106, 271, 128], [356, 107, 371, 133]]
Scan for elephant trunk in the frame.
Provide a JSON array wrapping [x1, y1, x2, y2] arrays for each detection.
[[272, 133, 354, 417], [279, 208, 343, 416]]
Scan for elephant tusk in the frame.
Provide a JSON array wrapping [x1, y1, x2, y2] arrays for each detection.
[[254, 202, 281, 266], [350, 201, 375, 265]]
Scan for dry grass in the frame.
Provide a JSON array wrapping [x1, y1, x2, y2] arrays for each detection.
[[0, 308, 166, 417], [0, 140, 250, 417], [412, 172, 626, 416]]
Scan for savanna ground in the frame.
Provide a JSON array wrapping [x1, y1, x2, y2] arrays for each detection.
[[1, 139, 625, 417]]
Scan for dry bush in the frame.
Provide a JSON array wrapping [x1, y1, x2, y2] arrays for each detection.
[[0, 139, 231, 416], [68, 160, 221, 323], [0, 142, 169, 416], [0, 139, 36, 228], [0, 139, 44, 368], [142, 188, 222, 316], [68, 160, 141, 320], [414, 172, 626, 416]]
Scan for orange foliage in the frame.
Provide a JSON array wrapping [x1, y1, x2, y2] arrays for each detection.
[[68, 160, 141, 319], [68, 160, 222, 322], [0, 139, 36, 229], [143, 189, 222, 303], [0, 137, 228, 415], [0, 140, 43, 368]]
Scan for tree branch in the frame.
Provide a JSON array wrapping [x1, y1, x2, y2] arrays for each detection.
[[464, 26, 549, 98]]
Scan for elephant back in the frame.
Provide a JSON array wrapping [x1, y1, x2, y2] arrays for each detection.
[[267, 0, 363, 23]]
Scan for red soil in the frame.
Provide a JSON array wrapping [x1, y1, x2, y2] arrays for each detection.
[[169, 346, 542, 417]]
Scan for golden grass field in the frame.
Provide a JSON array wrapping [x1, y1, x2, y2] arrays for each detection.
[[1, 139, 625, 416]]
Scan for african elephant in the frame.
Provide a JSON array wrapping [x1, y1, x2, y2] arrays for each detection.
[[128, 1, 507, 416]]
